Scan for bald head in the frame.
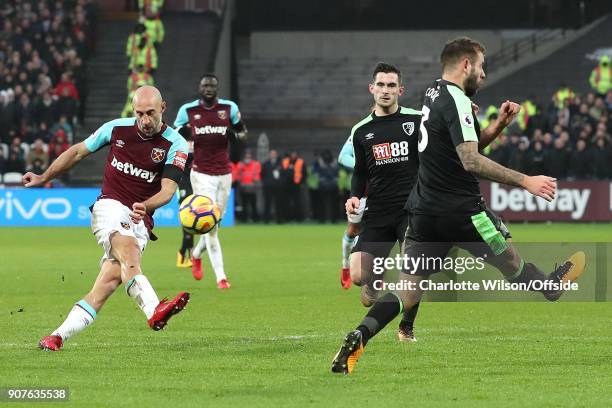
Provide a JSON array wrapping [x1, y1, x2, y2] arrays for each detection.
[[133, 85, 166, 136], [133, 85, 162, 107]]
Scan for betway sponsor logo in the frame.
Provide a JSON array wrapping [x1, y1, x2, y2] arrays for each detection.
[[194, 125, 228, 135], [490, 183, 590, 220], [111, 156, 158, 183]]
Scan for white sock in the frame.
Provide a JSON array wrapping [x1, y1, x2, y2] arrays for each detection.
[[342, 232, 355, 269], [205, 228, 227, 282], [125, 275, 159, 319], [192, 235, 207, 259], [52, 300, 96, 342]]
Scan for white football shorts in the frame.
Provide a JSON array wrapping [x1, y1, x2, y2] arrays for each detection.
[[190, 170, 232, 218], [347, 197, 367, 224], [91, 198, 149, 264]]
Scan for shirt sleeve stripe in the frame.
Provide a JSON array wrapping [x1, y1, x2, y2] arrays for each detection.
[[162, 127, 189, 167], [350, 114, 373, 138], [446, 85, 478, 142], [399, 107, 423, 115], [84, 118, 135, 152], [338, 135, 355, 168], [219, 98, 241, 125], [173, 99, 199, 128]]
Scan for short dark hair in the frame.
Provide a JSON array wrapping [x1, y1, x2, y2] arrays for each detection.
[[372, 62, 402, 84], [200, 73, 218, 82], [440, 37, 486, 71]]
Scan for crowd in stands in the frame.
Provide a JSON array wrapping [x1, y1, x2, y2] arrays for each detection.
[[0, 0, 97, 182], [121, 0, 163, 118], [485, 81, 612, 180]]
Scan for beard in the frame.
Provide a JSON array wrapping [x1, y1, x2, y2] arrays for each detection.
[[464, 69, 480, 97]]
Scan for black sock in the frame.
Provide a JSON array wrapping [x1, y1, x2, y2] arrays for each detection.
[[399, 301, 420, 330], [356, 292, 402, 346], [508, 262, 547, 292], [180, 231, 194, 257]]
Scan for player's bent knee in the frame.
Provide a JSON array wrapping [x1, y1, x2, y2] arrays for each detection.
[[349, 267, 362, 286]]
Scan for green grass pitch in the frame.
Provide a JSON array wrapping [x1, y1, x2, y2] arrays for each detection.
[[1, 223, 611, 407]]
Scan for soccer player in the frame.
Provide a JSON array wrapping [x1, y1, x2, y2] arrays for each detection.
[[331, 37, 586, 374], [174, 73, 247, 288], [344, 62, 423, 342], [25, 86, 190, 351]]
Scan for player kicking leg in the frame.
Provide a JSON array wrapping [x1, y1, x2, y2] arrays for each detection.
[[332, 211, 586, 374], [39, 201, 190, 351], [191, 171, 232, 289], [332, 250, 585, 374]]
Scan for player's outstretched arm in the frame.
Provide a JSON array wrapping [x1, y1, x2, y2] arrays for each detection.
[[22, 142, 92, 187], [130, 178, 179, 223], [456, 141, 556, 201], [478, 100, 520, 150]]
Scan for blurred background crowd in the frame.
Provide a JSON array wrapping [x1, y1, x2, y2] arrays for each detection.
[[0, 0, 96, 183]]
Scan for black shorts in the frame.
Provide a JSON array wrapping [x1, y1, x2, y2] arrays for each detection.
[[403, 203, 511, 275], [351, 210, 409, 258]]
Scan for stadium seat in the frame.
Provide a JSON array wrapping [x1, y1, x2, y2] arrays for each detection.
[[20, 143, 30, 158], [239, 56, 438, 119], [2, 172, 23, 185]]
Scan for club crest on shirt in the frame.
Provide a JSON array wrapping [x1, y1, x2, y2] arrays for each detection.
[[120, 222, 130, 230], [151, 147, 166, 163], [217, 110, 227, 120], [402, 122, 415, 136]]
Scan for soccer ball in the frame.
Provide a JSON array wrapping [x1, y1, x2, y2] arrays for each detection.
[[179, 194, 221, 235]]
